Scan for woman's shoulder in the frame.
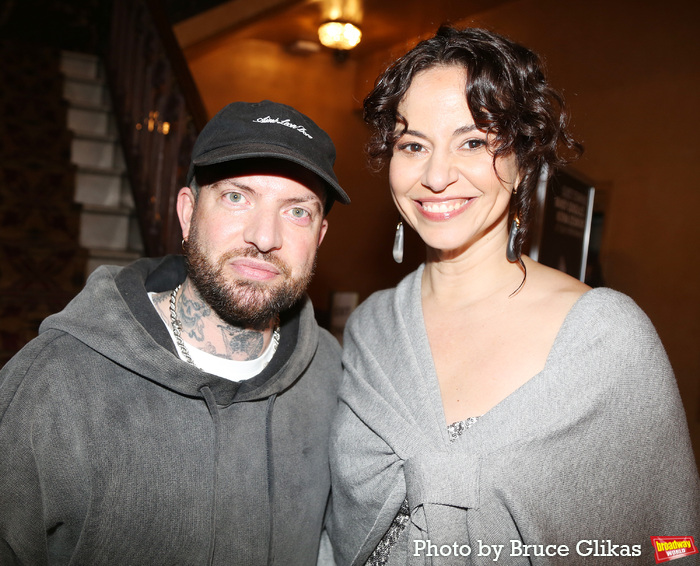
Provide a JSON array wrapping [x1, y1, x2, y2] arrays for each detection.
[[353, 267, 422, 317], [523, 259, 658, 344], [345, 266, 424, 340], [550, 287, 663, 362], [524, 257, 589, 298], [570, 287, 657, 337]]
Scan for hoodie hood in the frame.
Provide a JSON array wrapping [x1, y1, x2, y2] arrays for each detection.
[[40, 255, 320, 407]]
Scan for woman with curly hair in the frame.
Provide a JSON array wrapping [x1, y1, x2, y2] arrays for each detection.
[[326, 26, 699, 565]]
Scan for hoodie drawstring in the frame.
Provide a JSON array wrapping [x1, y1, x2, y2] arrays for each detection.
[[265, 393, 278, 566], [200, 386, 220, 566], [199, 387, 278, 566]]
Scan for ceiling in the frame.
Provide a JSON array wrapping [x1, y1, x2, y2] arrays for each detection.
[[174, 0, 517, 59]]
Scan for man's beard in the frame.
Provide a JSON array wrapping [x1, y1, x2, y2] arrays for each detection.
[[184, 224, 316, 330]]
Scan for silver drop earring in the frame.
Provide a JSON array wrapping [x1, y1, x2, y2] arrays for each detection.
[[393, 221, 404, 264], [506, 216, 520, 263]]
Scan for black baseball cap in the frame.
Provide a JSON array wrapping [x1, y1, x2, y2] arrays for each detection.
[[187, 100, 350, 211]]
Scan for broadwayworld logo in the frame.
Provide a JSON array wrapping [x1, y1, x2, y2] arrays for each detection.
[[650, 536, 698, 563]]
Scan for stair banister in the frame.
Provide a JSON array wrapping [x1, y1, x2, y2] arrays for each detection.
[[105, 0, 208, 257]]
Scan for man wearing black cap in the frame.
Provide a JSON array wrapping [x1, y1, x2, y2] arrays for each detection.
[[0, 101, 349, 565]]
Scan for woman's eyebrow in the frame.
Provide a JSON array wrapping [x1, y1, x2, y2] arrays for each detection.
[[401, 129, 427, 139], [453, 124, 479, 136], [400, 124, 479, 139]]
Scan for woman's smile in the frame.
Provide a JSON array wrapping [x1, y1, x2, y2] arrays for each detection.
[[414, 197, 474, 220]]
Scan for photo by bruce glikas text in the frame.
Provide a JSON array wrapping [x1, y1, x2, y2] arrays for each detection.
[[412, 539, 643, 561]]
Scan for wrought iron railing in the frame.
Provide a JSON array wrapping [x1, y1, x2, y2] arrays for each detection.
[[106, 0, 208, 257]]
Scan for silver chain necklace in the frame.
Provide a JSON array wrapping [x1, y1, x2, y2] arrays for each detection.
[[169, 284, 280, 366]]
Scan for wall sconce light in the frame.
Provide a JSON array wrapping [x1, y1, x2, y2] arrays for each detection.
[[318, 20, 362, 50], [135, 111, 171, 135]]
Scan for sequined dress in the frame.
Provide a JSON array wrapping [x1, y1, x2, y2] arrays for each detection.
[[365, 416, 479, 566]]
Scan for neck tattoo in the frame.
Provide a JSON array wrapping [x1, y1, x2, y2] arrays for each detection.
[[169, 284, 280, 367]]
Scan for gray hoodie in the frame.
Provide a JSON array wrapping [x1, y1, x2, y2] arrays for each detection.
[[0, 255, 341, 565]]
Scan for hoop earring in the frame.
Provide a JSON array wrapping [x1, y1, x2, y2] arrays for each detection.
[[506, 216, 520, 263], [392, 221, 404, 264]]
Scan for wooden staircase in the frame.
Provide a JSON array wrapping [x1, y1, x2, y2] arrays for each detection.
[[61, 50, 143, 274]]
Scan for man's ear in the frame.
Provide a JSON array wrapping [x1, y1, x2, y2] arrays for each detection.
[[177, 187, 196, 240], [317, 218, 329, 247]]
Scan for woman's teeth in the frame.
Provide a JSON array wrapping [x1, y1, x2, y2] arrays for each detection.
[[421, 199, 467, 213]]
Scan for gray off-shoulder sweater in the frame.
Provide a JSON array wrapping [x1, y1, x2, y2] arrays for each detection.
[[327, 265, 700, 565]]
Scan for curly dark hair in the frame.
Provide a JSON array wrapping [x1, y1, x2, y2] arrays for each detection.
[[363, 25, 583, 260]]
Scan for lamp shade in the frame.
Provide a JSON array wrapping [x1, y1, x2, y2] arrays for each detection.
[[318, 21, 362, 50]]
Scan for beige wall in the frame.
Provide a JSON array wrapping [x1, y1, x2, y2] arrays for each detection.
[[465, 0, 700, 463], [183, 0, 700, 462]]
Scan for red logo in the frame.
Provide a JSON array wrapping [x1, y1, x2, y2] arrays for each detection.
[[650, 536, 698, 563]]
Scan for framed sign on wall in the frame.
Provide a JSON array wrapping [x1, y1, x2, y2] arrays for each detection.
[[527, 167, 596, 283]]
